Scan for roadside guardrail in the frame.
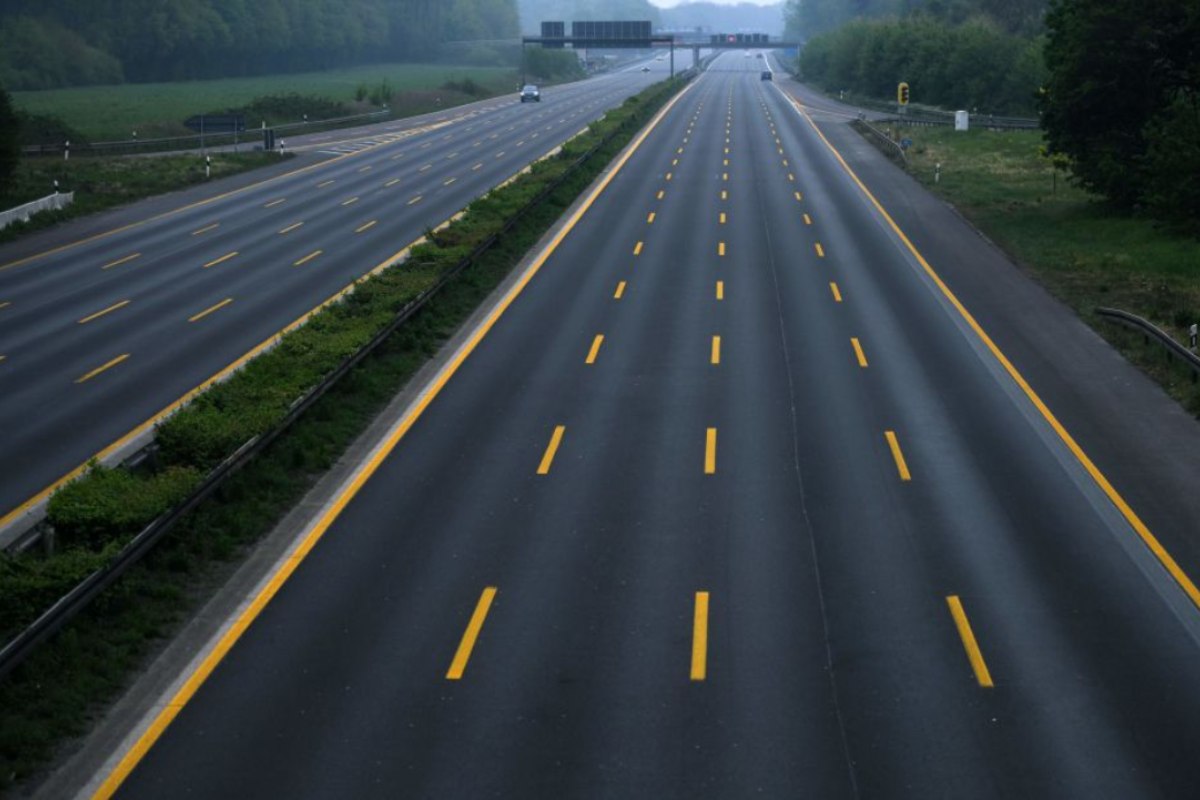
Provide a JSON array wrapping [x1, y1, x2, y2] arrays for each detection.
[[1096, 307, 1200, 379], [0, 192, 74, 231]]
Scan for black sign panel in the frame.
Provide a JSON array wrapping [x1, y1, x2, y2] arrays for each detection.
[[570, 20, 652, 47], [184, 114, 245, 133], [541, 20, 565, 47]]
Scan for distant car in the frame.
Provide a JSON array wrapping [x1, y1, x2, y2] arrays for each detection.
[[761, 71, 772, 81], [655, 55, 664, 61], [641, 66, 650, 72], [520, 84, 540, 102], [756, 53, 764, 59]]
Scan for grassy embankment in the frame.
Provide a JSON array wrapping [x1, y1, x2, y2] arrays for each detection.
[[1, 64, 519, 243], [0, 76, 686, 794], [0, 152, 288, 244], [895, 126, 1200, 414], [12, 63, 518, 142]]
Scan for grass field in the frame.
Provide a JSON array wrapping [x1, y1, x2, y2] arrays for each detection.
[[12, 63, 519, 142], [896, 125, 1200, 413]]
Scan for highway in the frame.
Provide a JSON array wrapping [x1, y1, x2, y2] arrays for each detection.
[[61, 53, 1200, 798], [0, 60, 669, 534]]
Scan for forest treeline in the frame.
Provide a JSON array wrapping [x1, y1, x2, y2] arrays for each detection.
[[0, 0, 519, 90], [797, 15, 1045, 114], [785, 0, 1047, 39], [789, 0, 1048, 114]]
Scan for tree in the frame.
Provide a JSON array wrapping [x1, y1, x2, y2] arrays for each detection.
[[1041, 0, 1199, 214], [0, 85, 19, 194]]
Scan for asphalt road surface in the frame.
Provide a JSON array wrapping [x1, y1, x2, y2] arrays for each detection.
[[0, 59, 672, 533], [73, 53, 1200, 798]]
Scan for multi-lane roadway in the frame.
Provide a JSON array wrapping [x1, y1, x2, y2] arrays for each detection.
[[0, 60, 670, 537], [56, 52, 1200, 798]]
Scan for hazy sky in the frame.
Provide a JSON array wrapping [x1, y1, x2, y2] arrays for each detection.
[[649, 0, 779, 6]]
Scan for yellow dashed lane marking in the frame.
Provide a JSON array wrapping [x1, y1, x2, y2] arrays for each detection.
[[885, 430, 911, 481], [692, 591, 710, 681], [537, 425, 567, 474], [585, 334, 605, 365], [446, 587, 498, 680], [188, 298, 233, 323], [947, 595, 994, 688], [78, 300, 130, 325], [101, 253, 140, 271], [76, 354, 129, 384], [293, 250, 322, 267]]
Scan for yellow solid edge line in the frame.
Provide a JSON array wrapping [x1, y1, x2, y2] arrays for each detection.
[[885, 430, 911, 481], [78, 299, 130, 325], [188, 298, 233, 323], [711, 335, 721, 365], [947, 595, 994, 688], [705, 427, 717, 474], [851, 337, 868, 368], [75, 353, 129, 384], [446, 587, 499, 680], [537, 425, 567, 474], [691, 591, 710, 681], [614, 281, 626, 299], [716, 281, 724, 300], [89, 86, 696, 798], [101, 253, 141, 271], [779, 86, 1200, 610], [585, 335, 604, 365], [830, 282, 842, 302]]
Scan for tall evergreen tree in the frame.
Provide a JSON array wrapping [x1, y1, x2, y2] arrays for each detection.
[[0, 85, 19, 193], [1041, 0, 1199, 212]]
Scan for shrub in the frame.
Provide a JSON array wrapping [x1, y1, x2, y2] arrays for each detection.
[[47, 465, 203, 550]]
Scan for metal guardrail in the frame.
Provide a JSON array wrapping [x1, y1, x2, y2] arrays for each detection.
[[1096, 307, 1200, 378], [0, 78, 687, 681], [22, 110, 391, 157], [0, 192, 74, 230], [853, 119, 908, 166]]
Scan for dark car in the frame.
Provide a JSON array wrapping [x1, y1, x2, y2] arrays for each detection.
[[761, 70, 772, 81], [520, 84, 540, 102]]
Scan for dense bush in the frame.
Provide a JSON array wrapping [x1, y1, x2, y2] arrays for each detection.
[[46, 465, 203, 550], [800, 15, 1046, 115]]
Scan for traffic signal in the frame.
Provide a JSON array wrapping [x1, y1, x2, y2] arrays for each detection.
[[898, 82, 910, 106]]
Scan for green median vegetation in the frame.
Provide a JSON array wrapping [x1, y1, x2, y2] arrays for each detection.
[[0, 75, 689, 794], [894, 125, 1200, 414]]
